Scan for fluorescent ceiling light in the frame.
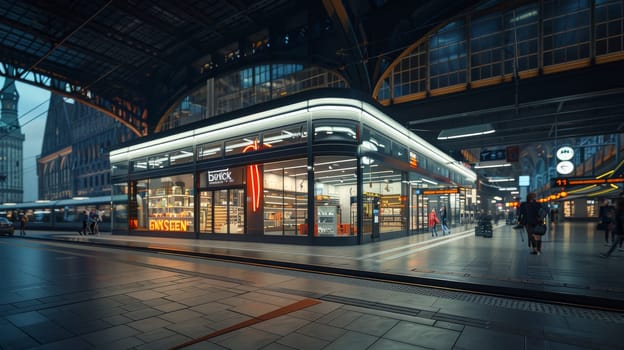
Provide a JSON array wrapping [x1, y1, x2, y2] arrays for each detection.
[[488, 178, 515, 182], [474, 163, 512, 169], [437, 123, 495, 140]]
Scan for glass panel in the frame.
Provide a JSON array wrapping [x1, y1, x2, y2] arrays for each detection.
[[313, 122, 358, 143], [502, 4, 539, 75], [229, 189, 245, 234], [362, 161, 405, 234], [314, 156, 358, 237], [133, 174, 194, 233], [199, 191, 213, 233], [132, 158, 148, 172], [263, 158, 308, 236], [111, 182, 129, 230], [225, 134, 259, 156], [542, 0, 591, 66], [148, 154, 169, 169], [197, 141, 222, 160], [214, 189, 229, 233], [169, 148, 194, 166], [429, 20, 467, 90], [595, 0, 624, 57], [262, 124, 308, 149]]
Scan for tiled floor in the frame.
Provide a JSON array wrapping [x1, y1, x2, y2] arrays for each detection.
[[0, 221, 622, 349]]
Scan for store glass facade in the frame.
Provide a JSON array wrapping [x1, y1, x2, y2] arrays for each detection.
[[110, 94, 476, 244]]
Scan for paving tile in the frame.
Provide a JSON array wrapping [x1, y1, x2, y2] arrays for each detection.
[[102, 314, 133, 326], [229, 300, 281, 318], [158, 308, 204, 323], [22, 321, 73, 343], [321, 309, 363, 328], [123, 307, 163, 321], [134, 333, 192, 350], [135, 327, 178, 342], [214, 327, 280, 349], [190, 301, 231, 315], [384, 321, 460, 350], [185, 340, 230, 349], [322, 330, 378, 350], [296, 322, 347, 342], [251, 315, 310, 336], [127, 316, 172, 332], [27, 336, 95, 350], [5, 310, 49, 327], [368, 338, 430, 350], [153, 301, 188, 313], [454, 326, 525, 350], [344, 313, 399, 337], [165, 317, 217, 339], [82, 324, 141, 347], [125, 290, 168, 301], [277, 331, 330, 350], [0, 322, 40, 349]]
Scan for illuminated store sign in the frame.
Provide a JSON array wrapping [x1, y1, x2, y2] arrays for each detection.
[[243, 138, 271, 212], [208, 169, 234, 184], [201, 167, 244, 187], [149, 219, 188, 232], [416, 188, 460, 195]]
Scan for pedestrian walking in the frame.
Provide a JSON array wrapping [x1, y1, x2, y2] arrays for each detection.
[[598, 198, 614, 246], [600, 197, 624, 258], [19, 212, 27, 236], [439, 205, 450, 235], [78, 210, 89, 235], [89, 209, 99, 235], [428, 208, 440, 237], [519, 193, 547, 255]]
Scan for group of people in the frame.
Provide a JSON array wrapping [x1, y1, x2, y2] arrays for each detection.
[[78, 208, 101, 235], [428, 205, 450, 236]]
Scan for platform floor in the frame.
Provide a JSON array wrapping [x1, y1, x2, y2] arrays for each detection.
[[21, 221, 624, 306], [3, 221, 624, 349]]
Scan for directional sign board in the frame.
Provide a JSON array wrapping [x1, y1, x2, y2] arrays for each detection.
[[553, 177, 624, 187]]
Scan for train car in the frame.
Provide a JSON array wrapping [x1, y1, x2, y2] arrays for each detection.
[[0, 196, 123, 232]]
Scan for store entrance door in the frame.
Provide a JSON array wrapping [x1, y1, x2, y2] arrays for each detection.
[[199, 188, 245, 234]]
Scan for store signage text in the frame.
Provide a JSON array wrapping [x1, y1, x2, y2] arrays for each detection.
[[208, 168, 234, 185], [149, 219, 188, 232]]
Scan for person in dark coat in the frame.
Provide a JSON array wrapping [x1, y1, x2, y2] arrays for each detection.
[[519, 193, 544, 255]]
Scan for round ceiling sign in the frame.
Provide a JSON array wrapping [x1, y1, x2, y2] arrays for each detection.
[[556, 161, 575, 175], [556, 146, 574, 161]]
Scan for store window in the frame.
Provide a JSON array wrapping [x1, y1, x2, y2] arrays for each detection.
[[225, 134, 260, 155], [132, 174, 194, 233], [362, 161, 406, 234], [313, 156, 358, 237], [262, 124, 307, 149], [263, 158, 308, 236], [313, 122, 358, 143], [197, 141, 222, 160]]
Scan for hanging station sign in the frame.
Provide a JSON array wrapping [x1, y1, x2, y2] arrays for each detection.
[[556, 146, 575, 175]]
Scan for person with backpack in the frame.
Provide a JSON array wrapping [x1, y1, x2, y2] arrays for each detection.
[[600, 197, 624, 258], [519, 192, 547, 255]]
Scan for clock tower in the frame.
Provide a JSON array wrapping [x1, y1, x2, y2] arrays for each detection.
[[0, 78, 25, 203]]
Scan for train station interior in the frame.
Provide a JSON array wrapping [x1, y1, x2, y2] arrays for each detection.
[[0, 0, 623, 349]]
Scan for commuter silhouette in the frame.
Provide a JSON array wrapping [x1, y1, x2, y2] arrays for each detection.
[[519, 193, 545, 255], [439, 205, 450, 235], [598, 198, 614, 245], [600, 197, 624, 258]]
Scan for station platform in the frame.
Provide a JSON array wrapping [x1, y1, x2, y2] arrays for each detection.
[[19, 220, 624, 311]]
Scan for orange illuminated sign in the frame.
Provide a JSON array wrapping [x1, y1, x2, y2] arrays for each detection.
[[421, 188, 460, 195], [149, 219, 188, 232], [243, 138, 271, 212], [554, 177, 624, 187]]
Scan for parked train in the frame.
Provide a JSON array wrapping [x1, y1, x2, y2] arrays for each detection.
[[0, 196, 123, 232]]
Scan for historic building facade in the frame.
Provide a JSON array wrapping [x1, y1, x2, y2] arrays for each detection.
[[0, 78, 24, 203], [37, 94, 136, 200]]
